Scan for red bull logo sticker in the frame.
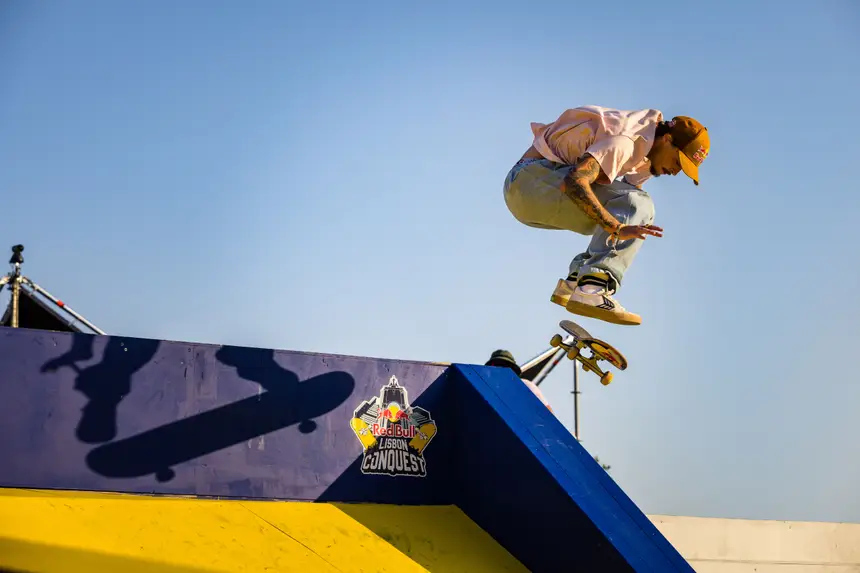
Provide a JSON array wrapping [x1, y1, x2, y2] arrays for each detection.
[[349, 375, 437, 477]]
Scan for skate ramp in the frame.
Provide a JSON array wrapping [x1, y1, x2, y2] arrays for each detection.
[[0, 327, 692, 572], [0, 489, 526, 573]]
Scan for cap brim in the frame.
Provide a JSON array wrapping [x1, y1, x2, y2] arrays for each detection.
[[678, 151, 699, 186]]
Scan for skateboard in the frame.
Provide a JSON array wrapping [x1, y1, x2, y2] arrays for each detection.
[[549, 319, 627, 386]]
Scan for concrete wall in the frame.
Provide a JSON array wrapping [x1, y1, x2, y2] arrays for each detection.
[[649, 515, 860, 572]]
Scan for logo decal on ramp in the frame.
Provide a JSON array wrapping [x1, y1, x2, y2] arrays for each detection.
[[349, 375, 437, 477]]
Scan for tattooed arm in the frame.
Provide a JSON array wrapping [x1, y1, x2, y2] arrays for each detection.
[[561, 154, 621, 233]]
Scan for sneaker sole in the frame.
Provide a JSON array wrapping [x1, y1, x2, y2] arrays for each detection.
[[550, 278, 574, 308], [550, 293, 571, 306], [564, 300, 642, 326]]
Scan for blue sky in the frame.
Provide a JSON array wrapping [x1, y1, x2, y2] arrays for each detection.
[[2, 0, 859, 523]]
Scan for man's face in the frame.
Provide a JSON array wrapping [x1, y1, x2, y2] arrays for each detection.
[[648, 134, 683, 177]]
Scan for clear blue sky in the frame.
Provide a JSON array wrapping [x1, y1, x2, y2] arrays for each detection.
[[2, 0, 859, 523]]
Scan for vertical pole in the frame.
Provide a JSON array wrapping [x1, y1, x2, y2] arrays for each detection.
[[572, 361, 580, 440], [10, 275, 20, 328], [8, 244, 23, 328]]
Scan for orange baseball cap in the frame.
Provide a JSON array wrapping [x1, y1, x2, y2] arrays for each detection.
[[668, 116, 710, 185]]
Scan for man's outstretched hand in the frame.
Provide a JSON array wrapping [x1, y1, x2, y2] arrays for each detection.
[[617, 224, 663, 240]]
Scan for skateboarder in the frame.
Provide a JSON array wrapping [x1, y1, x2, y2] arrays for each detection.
[[503, 105, 710, 326]]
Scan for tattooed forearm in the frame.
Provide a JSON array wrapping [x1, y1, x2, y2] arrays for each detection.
[[562, 156, 621, 232]]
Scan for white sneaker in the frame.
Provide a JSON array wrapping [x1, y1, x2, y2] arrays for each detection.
[[565, 283, 642, 326], [550, 277, 578, 308]]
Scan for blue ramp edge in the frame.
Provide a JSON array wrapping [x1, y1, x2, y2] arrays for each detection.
[[450, 363, 693, 573]]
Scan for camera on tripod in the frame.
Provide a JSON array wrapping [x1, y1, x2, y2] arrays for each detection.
[[9, 244, 24, 266]]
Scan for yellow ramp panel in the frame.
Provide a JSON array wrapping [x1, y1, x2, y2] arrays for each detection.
[[0, 489, 527, 573]]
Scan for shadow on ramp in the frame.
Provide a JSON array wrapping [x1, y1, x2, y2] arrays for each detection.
[[41, 335, 160, 444], [83, 345, 355, 482]]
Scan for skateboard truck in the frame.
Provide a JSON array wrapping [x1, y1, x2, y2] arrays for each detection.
[[549, 320, 628, 386]]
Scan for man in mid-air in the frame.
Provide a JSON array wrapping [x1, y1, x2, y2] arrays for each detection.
[[503, 105, 710, 326]]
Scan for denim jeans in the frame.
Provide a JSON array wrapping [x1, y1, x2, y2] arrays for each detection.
[[503, 157, 655, 291]]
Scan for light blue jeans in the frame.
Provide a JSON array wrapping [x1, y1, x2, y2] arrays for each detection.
[[503, 157, 655, 291]]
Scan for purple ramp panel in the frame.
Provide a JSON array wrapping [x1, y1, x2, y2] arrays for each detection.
[[0, 329, 448, 501]]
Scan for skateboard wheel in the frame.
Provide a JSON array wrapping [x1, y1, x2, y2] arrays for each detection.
[[155, 468, 176, 483], [550, 334, 562, 347], [567, 348, 580, 360], [601, 372, 613, 386], [299, 420, 317, 434]]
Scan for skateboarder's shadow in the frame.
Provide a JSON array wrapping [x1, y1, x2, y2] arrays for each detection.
[[41, 335, 160, 444], [84, 345, 355, 482], [42, 338, 355, 483], [212, 345, 348, 435]]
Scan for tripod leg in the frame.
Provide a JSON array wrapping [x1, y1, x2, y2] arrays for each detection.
[[19, 277, 106, 334]]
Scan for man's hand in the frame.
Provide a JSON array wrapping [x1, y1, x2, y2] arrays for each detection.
[[616, 224, 663, 241], [563, 155, 664, 242]]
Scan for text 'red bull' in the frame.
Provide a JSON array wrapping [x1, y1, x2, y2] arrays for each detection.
[[371, 423, 417, 438]]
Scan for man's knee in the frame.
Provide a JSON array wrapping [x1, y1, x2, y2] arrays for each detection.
[[620, 191, 655, 225]]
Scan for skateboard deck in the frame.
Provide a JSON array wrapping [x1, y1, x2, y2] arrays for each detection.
[[550, 319, 628, 386]]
